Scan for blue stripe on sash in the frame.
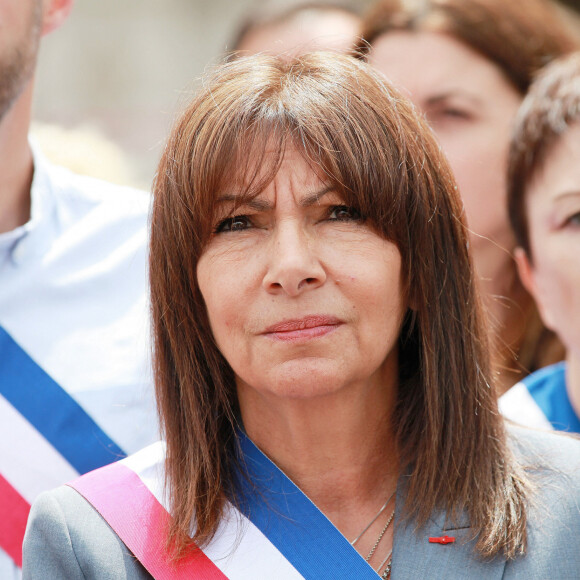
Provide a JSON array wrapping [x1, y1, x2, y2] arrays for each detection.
[[236, 431, 379, 580], [0, 326, 126, 473]]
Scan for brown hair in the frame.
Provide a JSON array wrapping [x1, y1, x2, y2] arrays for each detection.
[[356, 0, 578, 94], [151, 52, 527, 561], [508, 51, 580, 258]]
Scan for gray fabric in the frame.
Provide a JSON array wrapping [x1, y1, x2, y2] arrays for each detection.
[[392, 426, 580, 579], [23, 427, 580, 579], [22, 486, 151, 580]]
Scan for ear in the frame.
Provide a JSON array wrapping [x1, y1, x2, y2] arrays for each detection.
[[514, 247, 556, 330], [41, 0, 74, 36]]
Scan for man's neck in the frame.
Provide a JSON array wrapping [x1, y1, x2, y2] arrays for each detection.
[[0, 82, 35, 235]]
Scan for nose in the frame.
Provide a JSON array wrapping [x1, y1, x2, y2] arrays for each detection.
[[262, 223, 326, 296]]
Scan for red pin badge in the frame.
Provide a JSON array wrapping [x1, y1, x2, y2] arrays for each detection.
[[429, 535, 456, 544]]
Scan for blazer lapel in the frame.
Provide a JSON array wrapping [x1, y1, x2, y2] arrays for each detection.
[[391, 485, 507, 580]]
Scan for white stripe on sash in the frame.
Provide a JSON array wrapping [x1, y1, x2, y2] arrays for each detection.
[[0, 396, 78, 503], [203, 504, 305, 579], [120, 443, 305, 580]]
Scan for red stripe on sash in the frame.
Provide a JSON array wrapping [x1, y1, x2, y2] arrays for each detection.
[[69, 462, 228, 580], [0, 474, 30, 567]]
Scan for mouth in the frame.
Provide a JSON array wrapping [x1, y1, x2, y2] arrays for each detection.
[[262, 315, 342, 342]]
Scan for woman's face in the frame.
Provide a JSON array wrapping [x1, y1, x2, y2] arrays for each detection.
[[197, 148, 406, 403], [368, 31, 522, 259], [517, 123, 580, 358]]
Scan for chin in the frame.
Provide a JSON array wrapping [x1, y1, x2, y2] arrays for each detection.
[[252, 363, 350, 400], [273, 380, 343, 400]]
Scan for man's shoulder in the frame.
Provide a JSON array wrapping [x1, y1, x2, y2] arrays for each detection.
[[46, 162, 150, 208], [35, 156, 150, 222]]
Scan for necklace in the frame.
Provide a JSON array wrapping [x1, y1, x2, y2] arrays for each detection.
[[350, 492, 395, 578], [365, 508, 395, 561], [378, 550, 392, 579], [350, 491, 395, 547]]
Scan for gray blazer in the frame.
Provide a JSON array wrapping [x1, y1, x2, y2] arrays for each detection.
[[23, 427, 580, 579]]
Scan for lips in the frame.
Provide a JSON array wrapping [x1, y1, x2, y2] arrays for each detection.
[[262, 315, 342, 341]]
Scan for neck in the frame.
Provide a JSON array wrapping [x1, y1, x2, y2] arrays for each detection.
[[0, 82, 35, 234], [566, 353, 580, 421], [473, 243, 531, 394], [239, 375, 399, 536]]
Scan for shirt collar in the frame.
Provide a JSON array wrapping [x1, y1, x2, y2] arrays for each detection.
[[1, 142, 56, 266]]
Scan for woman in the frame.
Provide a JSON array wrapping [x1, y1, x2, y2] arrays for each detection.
[[23, 54, 580, 579], [230, 0, 362, 58], [358, 0, 578, 394], [500, 52, 580, 432]]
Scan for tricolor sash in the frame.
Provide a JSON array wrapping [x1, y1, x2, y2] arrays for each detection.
[[68, 434, 381, 579], [0, 326, 126, 567]]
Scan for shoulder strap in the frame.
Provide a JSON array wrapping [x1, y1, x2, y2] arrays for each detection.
[[234, 431, 379, 579], [0, 325, 126, 568], [70, 434, 380, 580], [68, 461, 227, 580]]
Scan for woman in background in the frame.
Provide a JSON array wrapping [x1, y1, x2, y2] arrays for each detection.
[[500, 52, 580, 432], [358, 0, 578, 394], [23, 53, 580, 579], [231, 0, 362, 57]]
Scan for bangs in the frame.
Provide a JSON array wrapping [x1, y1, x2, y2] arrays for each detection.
[[184, 58, 412, 250], [157, 53, 459, 301], [195, 121, 391, 243]]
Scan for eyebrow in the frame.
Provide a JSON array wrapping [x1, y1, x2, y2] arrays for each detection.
[[424, 90, 482, 108], [553, 190, 580, 202], [299, 186, 336, 207], [215, 185, 336, 210]]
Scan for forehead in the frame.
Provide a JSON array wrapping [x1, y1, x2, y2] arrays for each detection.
[[527, 123, 580, 205], [369, 30, 518, 105], [214, 144, 334, 205], [237, 10, 360, 57]]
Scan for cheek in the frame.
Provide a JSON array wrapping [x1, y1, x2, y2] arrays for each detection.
[[197, 256, 238, 341], [539, 267, 579, 307], [437, 133, 510, 241], [438, 129, 506, 193], [197, 250, 265, 366], [351, 255, 406, 327], [531, 246, 580, 336], [202, 292, 249, 368]]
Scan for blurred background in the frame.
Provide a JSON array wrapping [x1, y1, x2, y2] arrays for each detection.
[[32, 0, 375, 189], [32, 0, 580, 190]]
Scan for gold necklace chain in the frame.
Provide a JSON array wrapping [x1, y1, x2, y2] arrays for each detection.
[[365, 508, 395, 561]]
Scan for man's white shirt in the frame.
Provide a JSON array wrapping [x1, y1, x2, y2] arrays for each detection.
[[0, 147, 158, 578]]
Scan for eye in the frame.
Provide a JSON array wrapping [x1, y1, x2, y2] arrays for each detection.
[[427, 106, 472, 127], [328, 205, 362, 222], [442, 107, 470, 119], [565, 212, 580, 227], [215, 215, 252, 233]]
